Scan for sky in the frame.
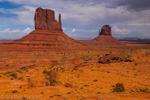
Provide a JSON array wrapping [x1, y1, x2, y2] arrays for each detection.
[[0, 0, 150, 39]]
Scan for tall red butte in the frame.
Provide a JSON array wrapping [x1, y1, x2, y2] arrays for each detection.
[[9, 8, 86, 50], [92, 25, 124, 45]]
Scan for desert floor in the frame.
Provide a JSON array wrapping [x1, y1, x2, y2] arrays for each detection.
[[0, 41, 150, 100]]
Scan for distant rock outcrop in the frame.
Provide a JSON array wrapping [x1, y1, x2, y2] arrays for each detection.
[[91, 25, 124, 45], [9, 8, 86, 50], [99, 25, 112, 36]]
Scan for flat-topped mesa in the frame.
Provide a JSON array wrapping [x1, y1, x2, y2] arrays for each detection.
[[99, 25, 112, 36], [35, 7, 63, 31]]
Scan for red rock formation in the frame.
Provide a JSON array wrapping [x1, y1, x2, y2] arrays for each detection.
[[35, 8, 62, 31], [9, 8, 86, 50], [99, 25, 112, 36], [91, 25, 124, 45]]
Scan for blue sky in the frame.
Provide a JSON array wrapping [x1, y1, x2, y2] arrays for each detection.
[[0, 0, 150, 39]]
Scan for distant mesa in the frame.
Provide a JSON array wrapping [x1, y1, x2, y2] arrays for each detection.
[[92, 25, 124, 45], [9, 8, 85, 49]]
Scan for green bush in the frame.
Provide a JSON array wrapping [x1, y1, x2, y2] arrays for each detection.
[[112, 83, 125, 92]]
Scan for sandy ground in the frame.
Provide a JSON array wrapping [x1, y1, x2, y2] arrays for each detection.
[[0, 42, 150, 100]]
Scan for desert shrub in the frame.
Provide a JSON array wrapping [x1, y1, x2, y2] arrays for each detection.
[[45, 82, 49, 86], [11, 89, 19, 93], [10, 72, 17, 79], [5, 71, 12, 75], [135, 63, 138, 66], [27, 78, 30, 83], [60, 68, 65, 72], [112, 83, 125, 92], [107, 71, 110, 73], [17, 70, 23, 73], [50, 95, 54, 98], [93, 79, 98, 82], [67, 92, 71, 94], [18, 77, 24, 81], [5, 71, 17, 79], [41, 91, 44, 94], [6, 64, 10, 66], [136, 87, 150, 93], [73, 66, 78, 70], [64, 83, 73, 88], [43, 69, 58, 86], [43, 69, 48, 74], [80, 86, 84, 89]]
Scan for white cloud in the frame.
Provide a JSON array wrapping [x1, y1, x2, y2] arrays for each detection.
[[68, 33, 77, 37], [10, 6, 36, 25], [23, 27, 32, 33], [12, 29, 20, 33], [112, 25, 131, 35], [62, 27, 66, 31], [71, 29, 76, 33], [0, 27, 32, 34], [3, 28, 10, 33], [0, 27, 32, 38]]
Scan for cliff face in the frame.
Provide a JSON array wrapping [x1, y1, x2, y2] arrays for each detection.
[[99, 25, 112, 36], [34, 8, 62, 31]]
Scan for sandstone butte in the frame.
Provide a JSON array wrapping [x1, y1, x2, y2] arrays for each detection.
[[92, 25, 124, 45], [8, 7, 86, 50]]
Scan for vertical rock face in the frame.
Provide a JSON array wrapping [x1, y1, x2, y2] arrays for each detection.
[[99, 25, 112, 36], [35, 7, 63, 31]]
